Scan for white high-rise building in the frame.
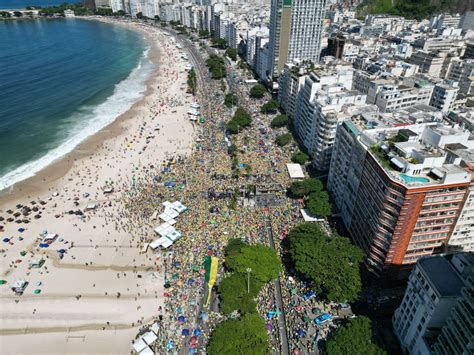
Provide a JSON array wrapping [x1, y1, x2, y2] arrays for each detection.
[[111, 0, 124, 13], [393, 253, 473, 354], [268, 0, 327, 78]]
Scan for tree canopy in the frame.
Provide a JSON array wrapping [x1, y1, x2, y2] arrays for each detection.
[[288, 178, 323, 197], [250, 84, 266, 99], [260, 99, 279, 114], [218, 272, 263, 315], [225, 48, 237, 61], [207, 313, 268, 354], [271, 114, 289, 128], [275, 133, 292, 147], [187, 68, 197, 95], [225, 244, 282, 283], [206, 55, 226, 79], [306, 190, 332, 217], [326, 316, 386, 355], [226, 107, 252, 134], [291, 151, 309, 164], [211, 37, 227, 49], [286, 223, 363, 302], [224, 93, 238, 108]]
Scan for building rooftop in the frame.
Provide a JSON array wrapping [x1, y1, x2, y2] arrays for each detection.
[[419, 255, 464, 297]]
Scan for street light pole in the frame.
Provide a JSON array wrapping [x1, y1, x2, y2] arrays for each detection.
[[246, 267, 252, 294]]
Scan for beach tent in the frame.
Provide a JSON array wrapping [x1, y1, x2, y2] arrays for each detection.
[[171, 201, 188, 214], [132, 338, 148, 354], [142, 331, 158, 346], [154, 223, 176, 237], [150, 237, 169, 250], [162, 201, 172, 208], [150, 322, 160, 335], [138, 346, 154, 355], [151, 210, 159, 221], [160, 238, 173, 249], [86, 204, 97, 211], [159, 213, 176, 224], [163, 208, 179, 219], [165, 230, 182, 242]]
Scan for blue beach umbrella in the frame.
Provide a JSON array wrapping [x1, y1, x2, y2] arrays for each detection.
[[18, 228, 25, 233], [3, 238, 10, 243], [193, 329, 201, 337], [297, 329, 306, 337], [178, 316, 185, 323], [188, 278, 194, 285], [182, 329, 190, 336]]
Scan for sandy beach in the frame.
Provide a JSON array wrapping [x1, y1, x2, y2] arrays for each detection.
[[0, 19, 195, 354]]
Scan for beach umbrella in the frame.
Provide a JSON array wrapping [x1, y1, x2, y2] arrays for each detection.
[[18, 237, 24, 241], [57, 249, 66, 254], [177, 306, 182, 314], [188, 278, 194, 285], [190, 336, 197, 345], [312, 307, 322, 314], [33, 289, 41, 294], [0, 280, 6, 285], [178, 316, 185, 323], [166, 340, 174, 350], [297, 329, 305, 337], [15, 259, 22, 263], [193, 329, 201, 337], [303, 316, 312, 323], [174, 262, 181, 268], [3, 238, 10, 243], [163, 292, 169, 297], [164, 282, 171, 289], [181, 329, 190, 336], [20, 251, 27, 257], [18, 228, 25, 233]]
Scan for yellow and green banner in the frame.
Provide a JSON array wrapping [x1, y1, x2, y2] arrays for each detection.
[[204, 256, 218, 306]]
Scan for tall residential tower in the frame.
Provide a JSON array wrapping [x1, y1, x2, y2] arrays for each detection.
[[268, 0, 327, 79]]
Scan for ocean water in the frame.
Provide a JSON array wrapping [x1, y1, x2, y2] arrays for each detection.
[[0, 19, 153, 190], [0, 0, 80, 10]]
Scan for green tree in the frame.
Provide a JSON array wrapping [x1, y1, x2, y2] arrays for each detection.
[[225, 238, 247, 256], [271, 114, 289, 128], [206, 54, 226, 79], [306, 191, 332, 217], [13, 11, 23, 17], [136, 12, 143, 19], [218, 272, 263, 315], [288, 178, 323, 197], [211, 37, 227, 48], [0, 11, 11, 17], [275, 133, 292, 147], [187, 68, 197, 95], [292, 151, 309, 164], [207, 313, 268, 354], [226, 244, 282, 283], [250, 83, 266, 99], [225, 48, 237, 61], [286, 223, 363, 302], [224, 93, 237, 108], [326, 316, 386, 355], [199, 29, 210, 38], [260, 99, 279, 114], [227, 107, 252, 134]]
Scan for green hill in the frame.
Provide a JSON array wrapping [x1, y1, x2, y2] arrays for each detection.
[[357, 0, 473, 20]]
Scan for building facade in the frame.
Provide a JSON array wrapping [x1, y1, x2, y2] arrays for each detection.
[[268, 0, 327, 78], [328, 121, 472, 277]]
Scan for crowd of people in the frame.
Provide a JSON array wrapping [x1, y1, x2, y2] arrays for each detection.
[[117, 22, 350, 354]]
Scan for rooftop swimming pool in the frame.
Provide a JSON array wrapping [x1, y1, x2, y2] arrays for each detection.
[[399, 173, 430, 184]]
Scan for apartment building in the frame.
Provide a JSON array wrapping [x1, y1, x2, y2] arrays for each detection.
[[408, 50, 446, 78], [446, 58, 474, 96], [328, 120, 473, 277], [294, 66, 365, 171], [278, 62, 308, 119], [367, 77, 434, 113], [268, 0, 327, 77], [393, 253, 473, 354], [429, 81, 459, 113]]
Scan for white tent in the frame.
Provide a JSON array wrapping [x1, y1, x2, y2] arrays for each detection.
[[139, 346, 154, 355], [171, 201, 187, 214], [154, 223, 176, 237], [165, 230, 182, 242], [162, 201, 172, 208], [159, 213, 176, 223], [150, 322, 160, 334], [160, 238, 173, 249], [164, 207, 179, 219], [301, 209, 325, 222], [142, 331, 158, 345], [286, 163, 305, 179], [132, 338, 147, 353]]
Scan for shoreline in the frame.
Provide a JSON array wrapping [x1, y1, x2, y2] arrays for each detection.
[[0, 17, 159, 205], [0, 18, 196, 353]]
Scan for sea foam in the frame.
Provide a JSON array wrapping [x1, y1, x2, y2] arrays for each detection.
[[0, 48, 154, 192]]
